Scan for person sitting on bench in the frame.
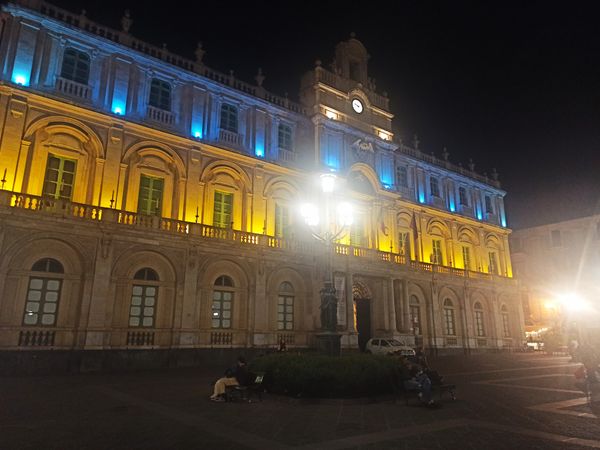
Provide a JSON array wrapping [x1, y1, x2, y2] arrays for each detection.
[[210, 356, 250, 402], [404, 362, 435, 406]]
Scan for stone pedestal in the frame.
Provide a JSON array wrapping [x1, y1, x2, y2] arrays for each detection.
[[315, 332, 341, 356]]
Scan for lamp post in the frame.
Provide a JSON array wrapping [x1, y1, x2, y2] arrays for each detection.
[[300, 173, 353, 356]]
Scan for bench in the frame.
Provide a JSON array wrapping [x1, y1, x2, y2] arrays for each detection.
[[225, 372, 265, 403], [401, 383, 456, 405]]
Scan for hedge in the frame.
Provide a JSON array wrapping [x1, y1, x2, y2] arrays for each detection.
[[250, 352, 407, 398]]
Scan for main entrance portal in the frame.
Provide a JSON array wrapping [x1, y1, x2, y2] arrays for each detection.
[[353, 282, 372, 352]]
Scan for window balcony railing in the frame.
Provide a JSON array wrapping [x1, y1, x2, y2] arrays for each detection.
[[18, 329, 56, 347], [218, 129, 243, 147], [0, 190, 513, 282], [146, 105, 174, 126], [278, 148, 296, 163], [56, 77, 91, 100]]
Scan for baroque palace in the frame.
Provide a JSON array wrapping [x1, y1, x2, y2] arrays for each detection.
[[0, 0, 523, 366]]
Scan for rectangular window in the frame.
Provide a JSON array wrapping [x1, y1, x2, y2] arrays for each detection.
[[138, 175, 164, 216], [277, 295, 294, 330], [213, 191, 233, 229], [399, 232, 410, 256], [410, 306, 421, 335], [350, 217, 366, 247], [462, 246, 471, 271], [220, 103, 238, 133], [43, 155, 77, 201], [430, 176, 440, 197], [432, 239, 443, 265], [61, 47, 90, 84], [444, 308, 455, 335], [551, 230, 562, 247], [149, 78, 171, 111], [212, 290, 232, 328], [459, 187, 468, 206], [23, 277, 61, 326], [278, 124, 293, 151], [485, 195, 493, 214], [396, 166, 408, 188], [475, 310, 485, 337], [488, 251, 498, 275], [502, 313, 510, 337], [275, 203, 290, 238], [129, 285, 157, 327]]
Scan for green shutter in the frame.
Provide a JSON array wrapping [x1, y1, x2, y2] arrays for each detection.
[[275, 203, 290, 238], [138, 175, 164, 215], [43, 155, 77, 200], [213, 191, 233, 228]]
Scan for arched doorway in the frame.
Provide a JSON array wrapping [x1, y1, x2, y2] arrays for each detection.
[[353, 281, 372, 351]]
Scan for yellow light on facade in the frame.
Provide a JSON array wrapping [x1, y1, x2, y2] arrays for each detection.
[[325, 109, 337, 120]]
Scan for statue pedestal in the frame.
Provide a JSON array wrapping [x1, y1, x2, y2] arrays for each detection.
[[315, 332, 341, 356]]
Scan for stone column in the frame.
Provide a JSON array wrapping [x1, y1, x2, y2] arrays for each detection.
[[345, 272, 355, 332], [388, 277, 398, 334], [402, 278, 411, 333]]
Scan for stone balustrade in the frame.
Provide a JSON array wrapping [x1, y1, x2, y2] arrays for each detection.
[[0, 189, 512, 282]]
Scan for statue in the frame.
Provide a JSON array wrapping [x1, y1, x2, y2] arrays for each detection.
[[320, 281, 338, 332]]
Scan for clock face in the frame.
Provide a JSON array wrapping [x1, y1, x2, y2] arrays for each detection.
[[352, 98, 364, 114]]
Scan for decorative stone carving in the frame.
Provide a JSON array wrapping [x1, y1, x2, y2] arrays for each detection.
[[194, 42, 205, 63], [121, 10, 132, 33]]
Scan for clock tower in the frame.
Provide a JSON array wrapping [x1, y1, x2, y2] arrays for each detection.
[[300, 34, 395, 173]]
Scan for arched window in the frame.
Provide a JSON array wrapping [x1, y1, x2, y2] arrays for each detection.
[[60, 47, 90, 85], [212, 276, 234, 329], [277, 282, 294, 330], [443, 298, 456, 336], [409, 295, 421, 336], [149, 78, 172, 111], [220, 103, 238, 133], [501, 304, 510, 337], [278, 124, 293, 151], [23, 258, 64, 326], [129, 268, 159, 327], [474, 302, 485, 337]]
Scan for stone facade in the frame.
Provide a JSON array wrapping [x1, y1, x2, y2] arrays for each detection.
[[0, 1, 523, 365]]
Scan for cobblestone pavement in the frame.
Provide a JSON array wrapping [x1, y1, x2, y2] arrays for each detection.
[[1, 353, 599, 449]]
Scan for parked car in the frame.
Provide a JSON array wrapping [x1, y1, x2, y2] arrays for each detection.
[[365, 338, 416, 357]]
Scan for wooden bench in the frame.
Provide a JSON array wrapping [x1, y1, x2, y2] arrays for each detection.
[[225, 372, 265, 403]]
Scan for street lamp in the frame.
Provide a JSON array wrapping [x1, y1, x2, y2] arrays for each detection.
[[300, 173, 353, 355]]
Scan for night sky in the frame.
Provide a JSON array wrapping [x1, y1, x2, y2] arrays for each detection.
[[49, 0, 600, 229]]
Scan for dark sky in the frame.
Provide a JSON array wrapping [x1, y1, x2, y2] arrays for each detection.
[[49, 0, 600, 229]]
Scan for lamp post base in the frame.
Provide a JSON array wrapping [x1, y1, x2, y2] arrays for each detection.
[[315, 332, 342, 356]]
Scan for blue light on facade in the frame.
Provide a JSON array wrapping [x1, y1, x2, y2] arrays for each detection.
[[111, 101, 125, 115], [255, 146, 265, 158], [449, 198, 456, 212], [12, 73, 28, 86], [418, 191, 425, 204], [477, 209, 483, 220], [193, 130, 202, 139], [501, 216, 507, 227]]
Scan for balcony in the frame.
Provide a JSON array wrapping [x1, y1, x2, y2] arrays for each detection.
[[0, 190, 513, 283], [146, 105, 174, 126], [56, 77, 91, 100], [278, 148, 296, 163], [218, 129, 243, 147]]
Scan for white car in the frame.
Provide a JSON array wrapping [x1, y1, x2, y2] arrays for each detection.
[[365, 338, 416, 357]]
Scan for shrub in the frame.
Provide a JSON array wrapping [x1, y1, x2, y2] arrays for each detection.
[[250, 353, 406, 398]]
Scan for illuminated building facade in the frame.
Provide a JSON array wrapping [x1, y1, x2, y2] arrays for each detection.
[[0, 0, 522, 365], [511, 215, 600, 344]]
